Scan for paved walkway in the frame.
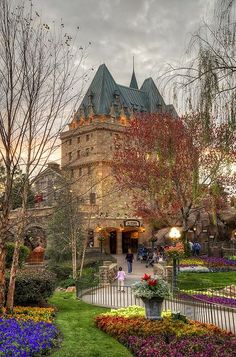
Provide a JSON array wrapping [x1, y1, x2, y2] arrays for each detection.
[[111, 254, 153, 286], [80, 255, 236, 333]]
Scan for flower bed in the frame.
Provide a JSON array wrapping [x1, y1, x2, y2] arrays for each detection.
[[180, 266, 210, 273], [2, 306, 56, 323], [0, 306, 59, 355], [179, 292, 236, 308], [179, 257, 236, 272], [0, 318, 59, 356], [95, 307, 236, 357]]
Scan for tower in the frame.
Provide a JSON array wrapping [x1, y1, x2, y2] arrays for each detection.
[[60, 64, 176, 254]]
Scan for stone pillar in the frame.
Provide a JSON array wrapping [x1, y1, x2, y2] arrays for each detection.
[[116, 231, 123, 254], [94, 231, 100, 248]]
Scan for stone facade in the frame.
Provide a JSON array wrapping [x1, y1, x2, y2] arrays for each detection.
[[60, 64, 175, 254]]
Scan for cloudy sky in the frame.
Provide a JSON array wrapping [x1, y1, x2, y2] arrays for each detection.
[[33, 0, 213, 104]]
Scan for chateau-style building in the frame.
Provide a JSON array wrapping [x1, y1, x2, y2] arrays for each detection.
[[60, 64, 176, 254]]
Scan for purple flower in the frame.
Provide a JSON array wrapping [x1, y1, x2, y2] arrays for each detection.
[[0, 318, 59, 356]]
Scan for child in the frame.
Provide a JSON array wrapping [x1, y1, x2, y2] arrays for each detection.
[[115, 266, 126, 292]]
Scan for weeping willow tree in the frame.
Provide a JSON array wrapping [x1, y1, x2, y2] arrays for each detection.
[[165, 0, 236, 126]]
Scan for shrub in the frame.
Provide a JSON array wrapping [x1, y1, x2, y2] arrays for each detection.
[[48, 261, 73, 281], [6, 243, 30, 268], [6, 269, 56, 306], [58, 278, 76, 288]]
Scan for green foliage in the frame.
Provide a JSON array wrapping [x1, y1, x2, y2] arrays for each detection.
[[6, 269, 56, 305], [46, 187, 84, 263], [48, 260, 100, 289], [5, 243, 30, 268], [227, 256, 236, 261], [76, 266, 99, 290], [49, 292, 132, 357], [48, 261, 73, 281], [132, 275, 171, 300], [178, 271, 236, 290], [58, 278, 76, 289], [0, 163, 34, 209]]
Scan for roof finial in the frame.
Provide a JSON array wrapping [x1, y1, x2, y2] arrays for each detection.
[[130, 57, 138, 89]]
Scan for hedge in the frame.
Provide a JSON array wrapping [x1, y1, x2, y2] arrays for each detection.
[[6, 243, 30, 268], [6, 269, 56, 306]]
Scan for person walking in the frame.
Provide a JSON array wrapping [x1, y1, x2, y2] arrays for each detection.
[[125, 248, 134, 273], [115, 266, 126, 292], [193, 242, 201, 256]]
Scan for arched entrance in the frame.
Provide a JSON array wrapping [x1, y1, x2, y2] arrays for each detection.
[[122, 229, 139, 253], [109, 231, 117, 254]]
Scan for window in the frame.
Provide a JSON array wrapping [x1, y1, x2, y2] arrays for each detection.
[[68, 139, 72, 145], [77, 136, 80, 144], [86, 134, 89, 141], [68, 152, 72, 161], [91, 147, 94, 151], [85, 148, 89, 157], [70, 169, 74, 178], [90, 192, 96, 204], [77, 150, 81, 159], [79, 167, 82, 176], [87, 166, 91, 175]]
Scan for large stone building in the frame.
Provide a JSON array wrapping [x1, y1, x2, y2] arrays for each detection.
[[60, 64, 176, 254]]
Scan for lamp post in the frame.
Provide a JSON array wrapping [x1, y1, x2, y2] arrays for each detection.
[[208, 235, 214, 257], [169, 227, 181, 292]]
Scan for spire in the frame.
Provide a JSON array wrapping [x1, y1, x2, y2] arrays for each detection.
[[129, 56, 138, 89]]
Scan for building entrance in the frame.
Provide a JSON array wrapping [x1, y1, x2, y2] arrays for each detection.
[[109, 231, 117, 254], [122, 231, 138, 253]]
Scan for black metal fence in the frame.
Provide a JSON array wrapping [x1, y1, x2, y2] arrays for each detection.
[[77, 284, 236, 334]]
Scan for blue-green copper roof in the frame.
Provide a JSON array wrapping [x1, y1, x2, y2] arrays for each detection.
[[129, 70, 139, 89], [79, 64, 118, 116], [140, 77, 166, 113], [78, 64, 175, 118], [117, 85, 147, 111]]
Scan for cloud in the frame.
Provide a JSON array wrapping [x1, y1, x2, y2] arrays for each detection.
[[33, 0, 211, 95]]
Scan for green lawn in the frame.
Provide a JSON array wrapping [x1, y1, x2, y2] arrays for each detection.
[[178, 271, 236, 290], [49, 292, 132, 357]]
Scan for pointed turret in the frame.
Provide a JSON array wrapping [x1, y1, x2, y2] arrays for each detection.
[[78, 64, 120, 116], [130, 71, 138, 89], [140, 77, 166, 112], [129, 57, 138, 89]]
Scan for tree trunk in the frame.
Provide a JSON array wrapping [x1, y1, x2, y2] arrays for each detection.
[[0, 240, 6, 309], [71, 237, 77, 280], [6, 239, 21, 311], [6, 202, 27, 310]]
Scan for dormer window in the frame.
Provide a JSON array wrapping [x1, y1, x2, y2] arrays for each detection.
[[113, 90, 120, 100]]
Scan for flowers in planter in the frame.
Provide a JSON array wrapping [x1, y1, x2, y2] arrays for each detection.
[[165, 242, 185, 259], [132, 274, 171, 300]]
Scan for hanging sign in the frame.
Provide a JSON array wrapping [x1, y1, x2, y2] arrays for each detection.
[[124, 220, 140, 227]]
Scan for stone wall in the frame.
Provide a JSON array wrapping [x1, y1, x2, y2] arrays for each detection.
[[153, 262, 173, 285], [99, 260, 118, 285]]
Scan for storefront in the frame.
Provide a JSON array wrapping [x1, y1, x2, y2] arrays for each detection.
[[92, 218, 147, 254]]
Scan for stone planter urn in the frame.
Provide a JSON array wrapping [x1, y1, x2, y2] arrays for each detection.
[[142, 297, 164, 320]]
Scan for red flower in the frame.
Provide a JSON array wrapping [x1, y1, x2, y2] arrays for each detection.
[[142, 274, 151, 281], [148, 279, 157, 286]]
